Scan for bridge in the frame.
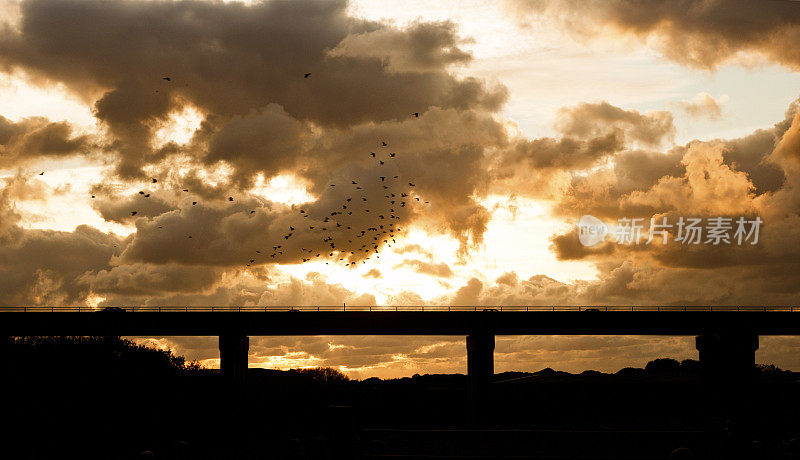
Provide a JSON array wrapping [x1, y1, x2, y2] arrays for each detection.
[[2, 306, 799, 420]]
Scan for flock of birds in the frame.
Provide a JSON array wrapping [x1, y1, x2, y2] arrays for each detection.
[[34, 74, 431, 270], [247, 138, 430, 269]]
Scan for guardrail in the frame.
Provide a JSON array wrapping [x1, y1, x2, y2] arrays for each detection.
[[0, 306, 797, 312]]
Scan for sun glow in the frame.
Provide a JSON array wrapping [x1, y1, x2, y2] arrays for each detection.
[[250, 173, 316, 206]]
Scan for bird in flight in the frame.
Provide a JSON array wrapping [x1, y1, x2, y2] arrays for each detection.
[[412, 112, 419, 117], [38, 172, 44, 175], [228, 197, 234, 201], [131, 211, 138, 216], [162, 77, 171, 81], [381, 141, 388, 146], [304, 73, 311, 78], [152, 178, 158, 183]]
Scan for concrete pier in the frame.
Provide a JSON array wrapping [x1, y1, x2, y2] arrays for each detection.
[[467, 330, 495, 423], [696, 330, 759, 379], [219, 332, 249, 384]]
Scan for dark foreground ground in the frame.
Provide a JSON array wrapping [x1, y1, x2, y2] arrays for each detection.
[[3, 337, 800, 460]]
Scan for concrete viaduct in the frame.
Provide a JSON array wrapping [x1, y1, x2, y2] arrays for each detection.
[[2, 307, 798, 418]]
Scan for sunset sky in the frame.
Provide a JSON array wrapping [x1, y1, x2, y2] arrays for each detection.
[[2, 0, 800, 377]]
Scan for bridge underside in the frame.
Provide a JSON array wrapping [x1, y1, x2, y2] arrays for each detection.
[[3, 311, 800, 336]]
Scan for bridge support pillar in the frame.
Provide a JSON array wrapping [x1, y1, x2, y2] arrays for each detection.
[[467, 330, 494, 424], [696, 330, 758, 380], [219, 332, 249, 385]]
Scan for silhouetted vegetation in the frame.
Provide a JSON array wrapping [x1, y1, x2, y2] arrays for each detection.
[[3, 339, 800, 459]]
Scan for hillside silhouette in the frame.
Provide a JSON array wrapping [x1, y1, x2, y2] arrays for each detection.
[[3, 336, 800, 459]]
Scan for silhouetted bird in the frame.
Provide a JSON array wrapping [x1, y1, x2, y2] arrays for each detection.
[[131, 211, 137, 216], [91, 195, 95, 198], [250, 210, 255, 214], [228, 196, 234, 201], [381, 141, 387, 146], [409, 182, 415, 186], [183, 189, 189, 192], [162, 77, 171, 81], [152, 178, 157, 183], [390, 153, 396, 157], [192, 201, 197, 205], [413, 112, 419, 117], [370, 152, 376, 157], [38, 172, 44, 175], [304, 73, 311, 78]]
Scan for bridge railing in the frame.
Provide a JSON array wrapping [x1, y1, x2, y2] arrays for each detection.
[[0, 305, 796, 312]]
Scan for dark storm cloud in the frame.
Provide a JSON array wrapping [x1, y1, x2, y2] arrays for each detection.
[[91, 191, 175, 224], [488, 101, 675, 197], [0, 178, 120, 306], [0, 0, 506, 178], [510, 0, 800, 70], [0, 195, 120, 306], [498, 131, 624, 171], [554, 102, 675, 147], [79, 263, 225, 298], [0, 115, 89, 167], [0, 0, 511, 263], [330, 20, 472, 72]]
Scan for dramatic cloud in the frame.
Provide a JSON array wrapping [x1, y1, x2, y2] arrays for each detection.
[[0, 115, 89, 167], [554, 102, 675, 148], [510, 0, 800, 70], [0, 0, 506, 178], [540, 99, 800, 306]]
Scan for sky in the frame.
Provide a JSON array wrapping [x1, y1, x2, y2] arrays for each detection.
[[2, 0, 800, 377]]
